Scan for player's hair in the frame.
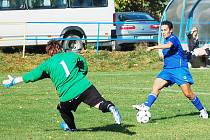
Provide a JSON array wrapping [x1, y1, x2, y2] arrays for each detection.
[[46, 40, 62, 56], [161, 20, 173, 30]]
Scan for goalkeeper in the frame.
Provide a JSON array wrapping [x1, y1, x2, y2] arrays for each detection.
[[2, 40, 122, 131]]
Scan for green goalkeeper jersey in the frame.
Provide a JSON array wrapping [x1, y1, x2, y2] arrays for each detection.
[[22, 52, 92, 102]]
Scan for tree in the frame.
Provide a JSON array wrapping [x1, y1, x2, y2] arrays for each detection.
[[114, 0, 170, 20]]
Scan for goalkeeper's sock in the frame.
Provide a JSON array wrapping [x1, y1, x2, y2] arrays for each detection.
[[144, 93, 157, 108], [191, 95, 204, 111]]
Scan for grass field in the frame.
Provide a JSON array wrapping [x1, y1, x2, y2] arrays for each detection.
[[0, 69, 210, 140]]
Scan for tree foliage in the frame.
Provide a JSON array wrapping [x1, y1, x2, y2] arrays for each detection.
[[114, 0, 170, 20]]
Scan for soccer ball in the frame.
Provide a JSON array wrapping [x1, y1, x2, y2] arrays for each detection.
[[136, 110, 151, 123]]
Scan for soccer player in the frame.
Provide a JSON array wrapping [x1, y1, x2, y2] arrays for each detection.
[[2, 40, 122, 131], [133, 20, 208, 119]]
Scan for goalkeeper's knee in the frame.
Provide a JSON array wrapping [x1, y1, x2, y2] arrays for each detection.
[[57, 104, 63, 113], [99, 101, 115, 113]]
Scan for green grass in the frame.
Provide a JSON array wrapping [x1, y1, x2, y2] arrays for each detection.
[[1, 69, 210, 140]]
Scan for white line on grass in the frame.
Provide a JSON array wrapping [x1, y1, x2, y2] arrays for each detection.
[[141, 87, 210, 96], [107, 86, 210, 96]]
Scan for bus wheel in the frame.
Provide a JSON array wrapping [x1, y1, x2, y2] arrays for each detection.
[[62, 34, 83, 53]]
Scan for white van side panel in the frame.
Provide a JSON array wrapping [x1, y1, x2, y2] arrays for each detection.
[[0, 0, 115, 46]]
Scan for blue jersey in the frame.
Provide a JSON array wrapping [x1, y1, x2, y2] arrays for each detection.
[[162, 34, 188, 68]]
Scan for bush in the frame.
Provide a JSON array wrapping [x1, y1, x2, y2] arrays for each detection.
[[0, 46, 162, 73]]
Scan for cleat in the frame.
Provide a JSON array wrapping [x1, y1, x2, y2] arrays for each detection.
[[199, 108, 208, 119], [109, 106, 122, 124], [60, 122, 70, 131], [60, 122, 77, 131], [132, 104, 150, 111]]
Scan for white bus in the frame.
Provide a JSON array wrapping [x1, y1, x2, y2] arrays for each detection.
[[0, 0, 115, 52]]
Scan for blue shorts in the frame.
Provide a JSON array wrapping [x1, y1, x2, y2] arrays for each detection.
[[157, 67, 194, 86]]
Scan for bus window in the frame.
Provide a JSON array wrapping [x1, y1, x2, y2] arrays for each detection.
[[28, 0, 67, 9], [93, 0, 107, 7], [28, 0, 51, 9], [0, 0, 9, 8], [70, 0, 107, 8], [51, 0, 67, 8], [70, 0, 91, 7], [0, 0, 25, 9]]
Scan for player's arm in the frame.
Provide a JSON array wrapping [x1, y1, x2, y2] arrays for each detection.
[[187, 31, 192, 39], [22, 62, 49, 83], [2, 62, 48, 88], [147, 41, 173, 51]]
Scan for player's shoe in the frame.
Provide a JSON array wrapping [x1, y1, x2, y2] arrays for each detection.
[[199, 108, 208, 119], [132, 104, 150, 111], [109, 106, 122, 124], [60, 122, 77, 131]]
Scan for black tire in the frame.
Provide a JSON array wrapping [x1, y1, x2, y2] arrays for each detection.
[[62, 34, 83, 53]]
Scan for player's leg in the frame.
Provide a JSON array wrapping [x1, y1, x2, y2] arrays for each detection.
[[174, 67, 208, 119], [57, 99, 81, 131], [180, 83, 208, 119], [133, 77, 168, 111], [97, 100, 122, 124], [79, 85, 122, 124]]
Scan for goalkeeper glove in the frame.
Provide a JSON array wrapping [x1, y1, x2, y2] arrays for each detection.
[[2, 75, 16, 88], [76, 60, 84, 69]]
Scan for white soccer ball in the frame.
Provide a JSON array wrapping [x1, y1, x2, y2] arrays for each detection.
[[136, 110, 151, 123]]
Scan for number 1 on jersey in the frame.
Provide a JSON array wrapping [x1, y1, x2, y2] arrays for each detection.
[[60, 60, 70, 77]]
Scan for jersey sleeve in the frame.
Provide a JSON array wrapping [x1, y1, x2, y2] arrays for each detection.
[[168, 36, 179, 48], [22, 61, 49, 83]]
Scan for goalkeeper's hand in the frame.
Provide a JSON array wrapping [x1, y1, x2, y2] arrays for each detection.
[[2, 75, 16, 88], [76, 60, 84, 69]]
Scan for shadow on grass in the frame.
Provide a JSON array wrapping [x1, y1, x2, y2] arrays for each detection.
[[1, 46, 46, 54], [150, 111, 210, 123], [45, 124, 136, 135], [78, 124, 136, 135]]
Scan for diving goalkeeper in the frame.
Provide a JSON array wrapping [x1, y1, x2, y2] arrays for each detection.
[[2, 40, 122, 131]]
